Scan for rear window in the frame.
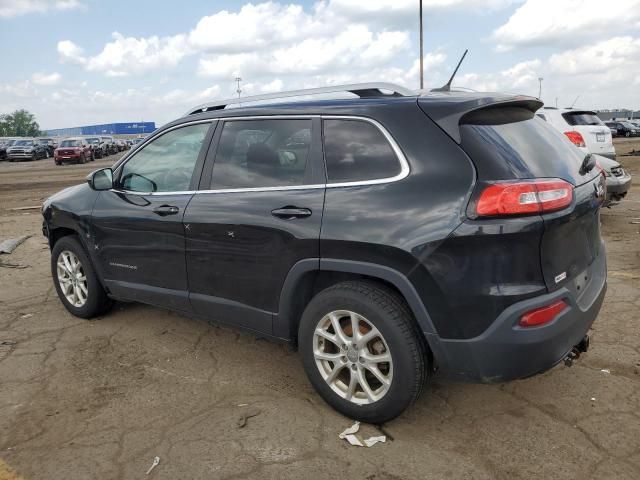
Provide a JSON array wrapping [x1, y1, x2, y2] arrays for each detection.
[[323, 119, 400, 183], [562, 111, 604, 126], [460, 107, 598, 186]]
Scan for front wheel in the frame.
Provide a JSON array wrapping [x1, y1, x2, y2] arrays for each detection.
[[51, 236, 112, 318], [299, 281, 428, 423]]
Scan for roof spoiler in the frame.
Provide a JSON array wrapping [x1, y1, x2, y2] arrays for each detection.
[[418, 95, 543, 143]]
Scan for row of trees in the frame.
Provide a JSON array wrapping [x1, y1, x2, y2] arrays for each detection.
[[0, 110, 43, 137]]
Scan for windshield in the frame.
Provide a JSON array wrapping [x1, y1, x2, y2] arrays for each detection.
[[621, 122, 636, 128], [562, 112, 604, 126], [60, 140, 81, 147], [15, 140, 34, 146]]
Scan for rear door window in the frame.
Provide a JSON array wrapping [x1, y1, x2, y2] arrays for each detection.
[[210, 119, 312, 189], [323, 119, 401, 183]]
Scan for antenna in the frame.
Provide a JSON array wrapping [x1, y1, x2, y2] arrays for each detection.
[[431, 49, 468, 92], [570, 95, 580, 108]]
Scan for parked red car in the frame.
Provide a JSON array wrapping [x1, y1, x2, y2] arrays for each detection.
[[54, 137, 94, 165]]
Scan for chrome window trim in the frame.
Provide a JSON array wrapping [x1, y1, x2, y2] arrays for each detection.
[[109, 188, 197, 196], [195, 114, 409, 195], [320, 115, 409, 188], [111, 115, 409, 196]]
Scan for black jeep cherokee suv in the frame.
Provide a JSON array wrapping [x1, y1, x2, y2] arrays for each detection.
[[42, 83, 607, 422]]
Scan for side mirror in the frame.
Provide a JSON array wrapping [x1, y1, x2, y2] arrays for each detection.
[[87, 168, 113, 191]]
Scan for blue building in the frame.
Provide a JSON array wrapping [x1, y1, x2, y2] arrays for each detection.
[[44, 122, 156, 137]]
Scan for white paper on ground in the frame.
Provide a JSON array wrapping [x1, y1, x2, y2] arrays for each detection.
[[338, 421, 360, 439], [339, 421, 386, 447], [343, 434, 364, 446], [363, 436, 386, 447]]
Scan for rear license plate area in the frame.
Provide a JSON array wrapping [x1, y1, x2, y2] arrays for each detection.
[[596, 133, 605, 142]]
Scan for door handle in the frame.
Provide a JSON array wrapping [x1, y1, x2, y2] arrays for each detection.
[[153, 205, 180, 216], [271, 206, 312, 220]]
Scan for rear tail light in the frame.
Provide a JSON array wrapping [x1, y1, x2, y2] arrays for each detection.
[[475, 179, 573, 217], [519, 300, 568, 327], [564, 131, 586, 147]]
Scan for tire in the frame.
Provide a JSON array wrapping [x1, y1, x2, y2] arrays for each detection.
[[299, 281, 428, 423], [55, 161, 61, 166], [91, 151, 95, 161], [31, 153, 36, 161], [51, 236, 112, 319], [625, 131, 630, 137], [79, 154, 86, 164]]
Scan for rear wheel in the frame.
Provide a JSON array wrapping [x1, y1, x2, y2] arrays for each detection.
[[299, 281, 428, 423], [51, 236, 112, 318]]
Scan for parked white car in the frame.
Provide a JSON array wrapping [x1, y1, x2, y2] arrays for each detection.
[[537, 107, 631, 206]]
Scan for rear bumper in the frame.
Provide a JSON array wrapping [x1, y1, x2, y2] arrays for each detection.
[[605, 172, 632, 203], [597, 152, 616, 161], [433, 245, 607, 382]]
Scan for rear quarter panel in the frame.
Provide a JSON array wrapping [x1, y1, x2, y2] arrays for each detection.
[[320, 102, 476, 334]]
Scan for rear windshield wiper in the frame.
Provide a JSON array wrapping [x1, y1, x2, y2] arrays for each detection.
[[579, 153, 596, 175]]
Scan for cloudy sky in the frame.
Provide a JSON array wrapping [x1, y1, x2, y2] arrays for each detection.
[[1, 0, 639, 129]]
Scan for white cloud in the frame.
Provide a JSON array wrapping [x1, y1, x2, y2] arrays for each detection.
[[456, 59, 542, 93], [57, 40, 86, 65], [57, 0, 506, 78], [0, 0, 83, 18], [456, 37, 640, 109], [83, 32, 190, 77], [492, 0, 640, 51], [31, 72, 62, 85], [548, 36, 640, 76]]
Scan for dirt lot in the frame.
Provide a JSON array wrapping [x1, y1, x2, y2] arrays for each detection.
[[1, 141, 639, 480]]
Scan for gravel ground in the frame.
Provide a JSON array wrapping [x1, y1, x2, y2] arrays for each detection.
[[0, 141, 639, 480]]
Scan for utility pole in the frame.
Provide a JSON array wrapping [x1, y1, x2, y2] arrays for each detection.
[[235, 76, 242, 99], [537, 77, 543, 99], [419, 0, 424, 90]]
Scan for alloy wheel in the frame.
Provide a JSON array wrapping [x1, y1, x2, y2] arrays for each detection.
[[56, 250, 88, 307], [313, 310, 393, 405]]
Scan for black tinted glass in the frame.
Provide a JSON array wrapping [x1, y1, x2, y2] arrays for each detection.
[[562, 112, 603, 126], [323, 119, 400, 183], [460, 111, 596, 185], [211, 119, 311, 189]]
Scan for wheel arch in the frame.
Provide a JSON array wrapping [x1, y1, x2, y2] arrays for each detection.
[[48, 226, 78, 249], [274, 258, 444, 362]]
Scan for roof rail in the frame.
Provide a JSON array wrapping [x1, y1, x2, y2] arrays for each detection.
[[184, 82, 415, 116]]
